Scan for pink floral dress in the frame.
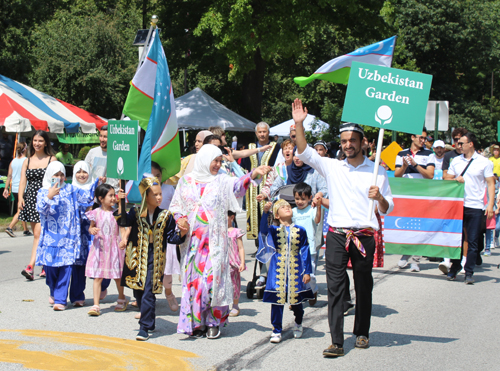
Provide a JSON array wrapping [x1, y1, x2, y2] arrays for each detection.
[[228, 228, 246, 300]]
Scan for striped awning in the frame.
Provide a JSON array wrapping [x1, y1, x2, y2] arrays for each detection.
[[0, 74, 107, 134]]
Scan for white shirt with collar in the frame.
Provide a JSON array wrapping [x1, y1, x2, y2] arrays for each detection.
[[296, 145, 394, 230], [448, 151, 494, 209]]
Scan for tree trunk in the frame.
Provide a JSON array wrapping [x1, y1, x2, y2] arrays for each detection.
[[241, 48, 266, 122]]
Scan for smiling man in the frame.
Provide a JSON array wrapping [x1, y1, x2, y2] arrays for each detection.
[[292, 98, 393, 357], [84, 126, 118, 190]]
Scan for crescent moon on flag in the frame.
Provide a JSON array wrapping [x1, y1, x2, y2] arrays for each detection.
[[373, 42, 384, 51], [395, 218, 402, 228]]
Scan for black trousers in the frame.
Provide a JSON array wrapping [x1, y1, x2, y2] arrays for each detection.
[[133, 243, 156, 332], [325, 231, 375, 346]]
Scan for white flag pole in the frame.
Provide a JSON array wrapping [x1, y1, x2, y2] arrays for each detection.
[[367, 128, 385, 219]]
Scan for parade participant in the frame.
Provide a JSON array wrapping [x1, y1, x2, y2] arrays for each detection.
[[258, 139, 294, 201], [3, 142, 31, 237], [257, 200, 314, 343], [227, 210, 246, 317], [292, 182, 322, 305], [35, 161, 98, 310], [55, 143, 74, 165], [19, 130, 56, 280], [313, 141, 329, 259], [120, 177, 187, 341], [70, 161, 95, 307], [395, 128, 434, 272], [241, 122, 281, 241], [270, 147, 327, 199], [314, 141, 329, 158], [292, 98, 394, 356], [442, 127, 468, 179], [84, 125, 119, 190], [170, 144, 270, 339], [85, 184, 128, 316], [444, 132, 495, 284]]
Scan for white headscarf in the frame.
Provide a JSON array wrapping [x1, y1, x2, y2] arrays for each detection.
[[190, 144, 223, 183], [42, 161, 66, 189], [72, 161, 93, 190]]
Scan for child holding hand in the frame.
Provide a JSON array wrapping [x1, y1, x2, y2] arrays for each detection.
[[257, 200, 314, 344], [227, 210, 246, 317]]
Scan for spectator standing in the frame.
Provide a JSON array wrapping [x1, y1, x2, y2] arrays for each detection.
[[429, 140, 446, 179], [231, 136, 238, 151], [0, 131, 14, 170], [444, 133, 495, 284], [488, 144, 500, 176], [84, 126, 118, 190], [55, 144, 74, 165]]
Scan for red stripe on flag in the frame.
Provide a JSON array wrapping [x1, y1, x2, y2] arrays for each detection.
[[131, 82, 154, 100], [152, 129, 178, 154], [146, 56, 158, 65], [390, 198, 463, 220]]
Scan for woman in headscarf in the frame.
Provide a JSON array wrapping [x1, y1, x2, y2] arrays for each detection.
[[36, 161, 99, 310], [170, 144, 271, 339], [167, 130, 213, 186], [270, 147, 328, 199]]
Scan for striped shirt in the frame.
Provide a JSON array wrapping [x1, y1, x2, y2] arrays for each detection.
[[395, 148, 435, 179]]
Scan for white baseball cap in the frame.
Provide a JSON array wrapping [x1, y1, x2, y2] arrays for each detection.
[[433, 140, 445, 148]]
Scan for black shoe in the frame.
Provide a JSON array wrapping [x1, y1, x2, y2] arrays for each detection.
[[464, 275, 475, 285], [23, 230, 33, 237], [355, 335, 370, 349], [136, 329, 150, 341], [447, 272, 457, 281], [207, 326, 221, 339], [343, 303, 355, 316], [5, 228, 15, 237], [323, 344, 344, 357], [191, 329, 207, 338], [309, 292, 318, 306]]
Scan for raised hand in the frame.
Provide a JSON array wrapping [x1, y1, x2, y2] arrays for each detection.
[[222, 147, 235, 162], [252, 165, 272, 180], [263, 201, 273, 213], [292, 98, 308, 125]]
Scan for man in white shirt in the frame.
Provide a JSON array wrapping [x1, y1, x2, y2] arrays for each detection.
[[429, 140, 446, 172], [444, 132, 495, 284], [292, 98, 394, 357], [84, 125, 119, 190]]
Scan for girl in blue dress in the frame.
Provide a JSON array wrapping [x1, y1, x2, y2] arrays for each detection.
[[36, 161, 98, 310]]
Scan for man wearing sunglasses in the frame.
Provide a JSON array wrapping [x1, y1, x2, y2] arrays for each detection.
[[444, 132, 495, 284], [442, 127, 468, 179], [395, 128, 435, 272]]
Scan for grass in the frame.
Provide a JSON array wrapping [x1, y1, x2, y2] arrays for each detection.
[[0, 213, 14, 232]]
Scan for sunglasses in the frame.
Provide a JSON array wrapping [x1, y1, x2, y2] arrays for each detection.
[[456, 141, 469, 147], [290, 135, 296, 139], [453, 137, 461, 142]]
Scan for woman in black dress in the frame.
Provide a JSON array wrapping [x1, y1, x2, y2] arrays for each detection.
[[18, 131, 56, 280]]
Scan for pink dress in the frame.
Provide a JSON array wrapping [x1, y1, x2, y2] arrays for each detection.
[[228, 228, 246, 300], [85, 208, 124, 279]]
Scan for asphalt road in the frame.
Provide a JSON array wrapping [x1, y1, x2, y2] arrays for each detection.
[[1, 212, 499, 371]]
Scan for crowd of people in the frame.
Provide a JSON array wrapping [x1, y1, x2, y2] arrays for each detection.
[[0, 99, 498, 356]]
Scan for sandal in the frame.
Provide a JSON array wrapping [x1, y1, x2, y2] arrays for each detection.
[[114, 298, 129, 312], [88, 305, 100, 316], [229, 308, 240, 317], [73, 300, 85, 307], [130, 300, 138, 308], [355, 335, 370, 349], [53, 304, 66, 311], [165, 293, 179, 312]]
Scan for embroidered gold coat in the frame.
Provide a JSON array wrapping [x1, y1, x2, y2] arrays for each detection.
[[256, 211, 314, 305], [121, 207, 184, 294]]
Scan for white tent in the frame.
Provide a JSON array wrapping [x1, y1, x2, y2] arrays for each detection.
[[175, 87, 256, 132], [270, 114, 329, 136]]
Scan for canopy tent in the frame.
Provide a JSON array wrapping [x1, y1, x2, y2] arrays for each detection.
[[0, 74, 107, 134], [175, 87, 256, 132], [270, 114, 329, 136]]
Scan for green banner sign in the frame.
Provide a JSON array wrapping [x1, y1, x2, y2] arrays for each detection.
[[497, 121, 500, 142], [56, 132, 100, 144], [342, 62, 433, 135], [107, 120, 139, 181]]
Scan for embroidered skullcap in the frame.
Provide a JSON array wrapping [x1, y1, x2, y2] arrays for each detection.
[[339, 122, 364, 136], [273, 199, 291, 218], [313, 140, 328, 150]]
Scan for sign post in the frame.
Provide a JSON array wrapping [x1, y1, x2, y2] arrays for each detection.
[[341, 61, 432, 218], [107, 120, 139, 226]]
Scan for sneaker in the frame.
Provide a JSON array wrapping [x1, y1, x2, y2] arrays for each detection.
[[293, 323, 303, 338], [447, 272, 457, 281], [5, 227, 15, 237], [229, 307, 240, 317], [484, 249, 491, 256], [398, 259, 408, 269], [207, 326, 221, 339], [410, 263, 420, 272], [23, 230, 33, 237], [39, 269, 46, 277], [22, 265, 34, 281], [136, 329, 150, 341], [343, 303, 355, 316], [464, 275, 475, 285], [270, 332, 282, 343], [323, 344, 344, 357], [438, 262, 450, 275]]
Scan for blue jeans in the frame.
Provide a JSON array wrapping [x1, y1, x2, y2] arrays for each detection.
[[451, 207, 483, 276], [485, 230, 493, 251]]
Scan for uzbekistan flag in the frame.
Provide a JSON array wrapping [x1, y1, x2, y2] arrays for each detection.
[[383, 178, 464, 259], [125, 29, 181, 203], [294, 36, 397, 87]]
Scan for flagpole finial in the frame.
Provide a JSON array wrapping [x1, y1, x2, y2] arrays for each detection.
[[151, 15, 158, 26]]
